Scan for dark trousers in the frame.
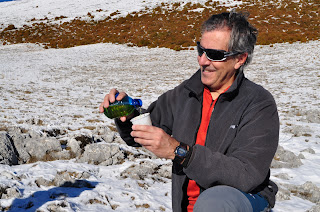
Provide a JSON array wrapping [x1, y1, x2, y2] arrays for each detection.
[[193, 185, 270, 212]]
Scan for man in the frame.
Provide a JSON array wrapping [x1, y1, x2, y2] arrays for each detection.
[[100, 11, 279, 212]]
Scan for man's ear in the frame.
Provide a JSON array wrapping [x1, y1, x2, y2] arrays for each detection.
[[234, 53, 248, 70]]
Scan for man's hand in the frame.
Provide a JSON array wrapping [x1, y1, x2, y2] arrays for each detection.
[[131, 125, 180, 159], [99, 88, 133, 122]]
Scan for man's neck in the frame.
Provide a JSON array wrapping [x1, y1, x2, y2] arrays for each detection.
[[210, 82, 233, 100], [210, 91, 221, 100], [209, 71, 238, 99]]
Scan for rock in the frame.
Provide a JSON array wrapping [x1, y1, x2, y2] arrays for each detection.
[[307, 202, 320, 212], [74, 134, 93, 149], [2, 127, 126, 164], [299, 182, 320, 204], [0, 184, 21, 199], [285, 181, 320, 204], [0, 132, 18, 165], [112, 134, 128, 145], [120, 160, 172, 181], [305, 109, 320, 124], [28, 129, 43, 139], [155, 163, 172, 179], [52, 171, 95, 188], [0, 170, 19, 180], [271, 145, 303, 168], [282, 123, 313, 137], [274, 173, 291, 180], [41, 128, 66, 137], [276, 186, 291, 201], [52, 171, 73, 187], [49, 149, 72, 160], [298, 153, 305, 159], [25, 137, 62, 161], [5, 187, 21, 199], [46, 201, 69, 212], [287, 108, 320, 124], [7, 128, 31, 164], [120, 160, 158, 180], [92, 126, 116, 143], [81, 171, 91, 179], [35, 177, 52, 187], [7, 127, 49, 164], [35, 171, 93, 188], [24, 118, 45, 126], [78, 143, 125, 165], [67, 137, 82, 157], [301, 148, 316, 154]]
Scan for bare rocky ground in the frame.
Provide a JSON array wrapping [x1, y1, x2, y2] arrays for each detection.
[[0, 41, 320, 211]]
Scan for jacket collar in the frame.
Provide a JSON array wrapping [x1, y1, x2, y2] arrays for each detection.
[[184, 69, 204, 100], [184, 69, 245, 101], [222, 70, 244, 100]]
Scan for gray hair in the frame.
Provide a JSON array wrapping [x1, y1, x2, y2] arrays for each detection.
[[201, 11, 258, 70]]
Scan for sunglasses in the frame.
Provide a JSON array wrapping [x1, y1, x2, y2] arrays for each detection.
[[196, 41, 242, 61]]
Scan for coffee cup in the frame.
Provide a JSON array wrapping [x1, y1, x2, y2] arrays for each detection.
[[130, 113, 152, 126]]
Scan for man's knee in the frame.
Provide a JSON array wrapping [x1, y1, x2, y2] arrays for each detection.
[[193, 186, 252, 212]]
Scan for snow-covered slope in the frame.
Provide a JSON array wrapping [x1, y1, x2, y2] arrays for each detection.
[[1, 0, 319, 211]]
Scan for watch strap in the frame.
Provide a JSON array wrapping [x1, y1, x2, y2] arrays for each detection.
[[173, 143, 193, 167]]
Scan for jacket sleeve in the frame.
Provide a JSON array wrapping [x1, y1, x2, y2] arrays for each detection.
[[114, 109, 144, 147], [184, 90, 279, 193]]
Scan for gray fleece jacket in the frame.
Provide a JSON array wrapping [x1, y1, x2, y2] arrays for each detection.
[[115, 69, 279, 211]]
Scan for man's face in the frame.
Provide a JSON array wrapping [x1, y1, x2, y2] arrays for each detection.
[[198, 29, 245, 92]]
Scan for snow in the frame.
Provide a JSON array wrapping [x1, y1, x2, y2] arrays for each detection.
[[1, 159, 172, 211], [1, 0, 320, 211]]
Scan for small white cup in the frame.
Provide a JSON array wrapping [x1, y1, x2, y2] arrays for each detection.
[[130, 113, 152, 126]]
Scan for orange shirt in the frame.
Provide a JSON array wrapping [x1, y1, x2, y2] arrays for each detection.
[[187, 86, 229, 212]]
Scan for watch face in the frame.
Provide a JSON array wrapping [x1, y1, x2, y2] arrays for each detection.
[[177, 147, 187, 157]]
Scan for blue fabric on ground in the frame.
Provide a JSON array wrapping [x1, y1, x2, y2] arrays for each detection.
[[241, 192, 269, 212]]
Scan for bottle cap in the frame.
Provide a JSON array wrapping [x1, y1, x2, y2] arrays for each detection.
[[133, 99, 142, 107]]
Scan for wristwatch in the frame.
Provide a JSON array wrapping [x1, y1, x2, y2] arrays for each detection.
[[173, 143, 191, 166]]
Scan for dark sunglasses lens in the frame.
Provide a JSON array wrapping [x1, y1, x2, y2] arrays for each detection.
[[206, 50, 225, 61], [196, 42, 226, 61], [197, 45, 204, 56]]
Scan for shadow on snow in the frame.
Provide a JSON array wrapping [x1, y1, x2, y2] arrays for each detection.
[[8, 180, 98, 211]]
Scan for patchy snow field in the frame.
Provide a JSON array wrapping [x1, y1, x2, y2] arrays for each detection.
[[1, 0, 320, 211], [1, 38, 319, 212]]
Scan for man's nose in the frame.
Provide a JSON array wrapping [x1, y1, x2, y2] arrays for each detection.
[[198, 54, 211, 66]]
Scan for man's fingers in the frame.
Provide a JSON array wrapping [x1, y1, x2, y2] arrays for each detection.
[[101, 88, 121, 109], [99, 103, 105, 113], [133, 137, 153, 146], [131, 124, 153, 132], [102, 95, 110, 108], [131, 125, 161, 147], [109, 88, 119, 103], [116, 92, 127, 101], [130, 128, 153, 139]]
